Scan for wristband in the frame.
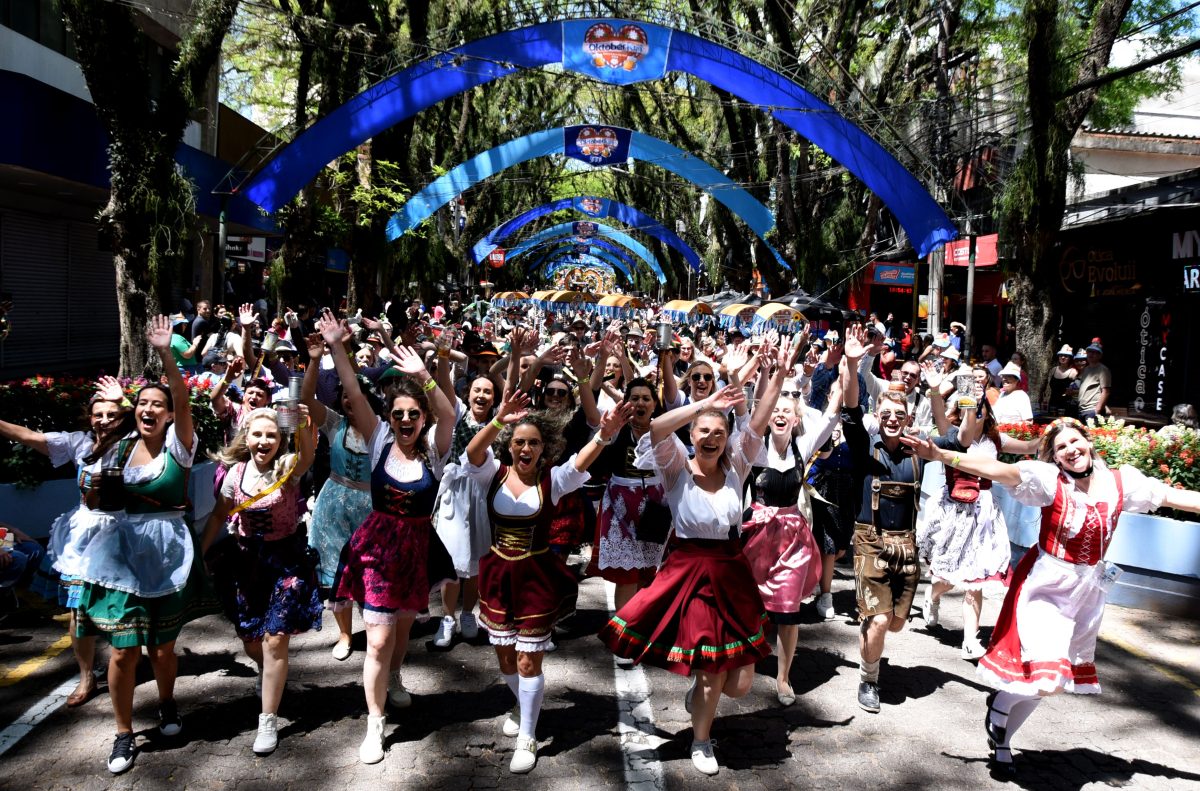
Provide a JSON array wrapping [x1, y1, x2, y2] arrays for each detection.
[[490, 417, 505, 431], [950, 453, 962, 468], [421, 378, 437, 393], [593, 433, 615, 446]]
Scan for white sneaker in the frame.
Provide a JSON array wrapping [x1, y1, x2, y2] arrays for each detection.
[[923, 587, 940, 628], [502, 706, 521, 737], [510, 735, 537, 773], [816, 592, 835, 620], [358, 714, 386, 764], [544, 639, 557, 653], [690, 739, 719, 775], [433, 615, 456, 648], [961, 640, 986, 661], [387, 672, 412, 708], [460, 612, 479, 639], [331, 640, 352, 661], [252, 713, 278, 755]]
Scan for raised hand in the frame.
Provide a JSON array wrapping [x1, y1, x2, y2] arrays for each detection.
[[146, 315, 172, 350], [305, 332, 324, 361], [568, 346, 592, 379], [391, 345, 428, 376], [843, 324, 868, 361], [496, 389, 531, 424], [922, 360, 943, 390], [707, 383, 746, 412], [227, 356, 246, 378], [899, 432, 941, 461], [539, 343, 569, 366], [96, 375, 125, 403], [598, 400, 635, 439], [238, 303, 258, 328], [316, 309, 343, 346]]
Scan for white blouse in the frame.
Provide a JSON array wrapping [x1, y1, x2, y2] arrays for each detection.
[[1012, 458, 1169, 514], [462, 447, 591, 514], [367, 419, 450, 482]]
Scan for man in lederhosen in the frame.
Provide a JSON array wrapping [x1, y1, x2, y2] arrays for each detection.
[[840, 325, 923, 713]]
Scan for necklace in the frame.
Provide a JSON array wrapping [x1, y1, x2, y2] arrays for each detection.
[[1063, 463, 1094, 480]]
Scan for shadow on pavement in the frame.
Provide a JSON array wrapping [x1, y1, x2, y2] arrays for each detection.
[[944, 746, 1200, 790], [877, 660, 991, 706]]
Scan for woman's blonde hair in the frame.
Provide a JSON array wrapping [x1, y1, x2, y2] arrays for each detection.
[[209, 407, 292, 482]]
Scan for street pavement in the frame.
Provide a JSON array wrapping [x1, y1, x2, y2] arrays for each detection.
[[2, 557, 1199, 791]]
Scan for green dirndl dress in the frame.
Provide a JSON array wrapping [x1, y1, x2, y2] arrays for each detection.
[[75, 428, 220, 648]]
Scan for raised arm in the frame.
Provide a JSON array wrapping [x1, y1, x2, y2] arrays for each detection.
[[650, 383, 744, 446], [570, 347, 602, 428], [300, 332, 328, 428], [901, 434, 1022, 487], [465, 389, 529, 467], [148, 314, 193, 452], [572, 401, 634, 473], [433, 330, 459, 409], [291, 403, 316, 479], [658, 346, 680, 408], [317, 311, 376, 440], [0, 420, 49, 456], [238, 303, 259, 377], [842, 324, 866, 409]]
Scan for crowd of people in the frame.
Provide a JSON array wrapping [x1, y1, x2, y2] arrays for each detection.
[[4, 294, 1200, 780]]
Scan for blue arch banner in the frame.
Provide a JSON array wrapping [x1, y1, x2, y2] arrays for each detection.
[[507, 220, 664, 283], [381, 126, 782, 269], [239, 19, 956, 259], [473, 196, 700, 272], [545, 256, 616, 279], [528, 239, 637, 278]]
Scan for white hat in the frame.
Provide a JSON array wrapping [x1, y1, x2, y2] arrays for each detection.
[[1056, 344, 1073, 357], [939, 346, 960, 361], [999, 361, 1023, 379]]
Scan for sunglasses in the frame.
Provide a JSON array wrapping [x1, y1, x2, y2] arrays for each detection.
[[544, 387, 569, 397], [511, 438, 542, 448], [781, 390, 803, 398], [390, 409, 422, 422], [691, 373, 714, 382]]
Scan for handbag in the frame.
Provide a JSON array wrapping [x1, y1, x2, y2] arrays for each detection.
[[945, 465, 981, 504], [633, 476, 671, 544]]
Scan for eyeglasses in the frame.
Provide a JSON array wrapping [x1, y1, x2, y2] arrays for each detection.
[[781, 390, 803, 398], [691, 373, 714, 382], [544, 388, 569, 397], [391, 409, 422, 421]]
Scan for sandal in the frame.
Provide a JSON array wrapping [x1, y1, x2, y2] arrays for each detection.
[[67, 681, 97, 708]]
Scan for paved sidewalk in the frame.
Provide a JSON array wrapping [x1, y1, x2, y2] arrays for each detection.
[[2, 564, 1198, 790]]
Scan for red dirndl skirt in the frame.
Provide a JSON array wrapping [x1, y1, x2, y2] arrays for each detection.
[[598, 538, 771, 676], [478, 548, 578, 641], [548, 489, 589, 550], [334, 511, 455, 614]]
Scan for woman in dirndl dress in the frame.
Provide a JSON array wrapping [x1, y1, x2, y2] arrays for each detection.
[[917, 390, 1015, 659], [74, 316, 220, 775], [590, 377, 666, 613], [464, 390, 631, 774], [318, 312, 457, 765], [0, 375, 134, 707], [201, 405, 321, 755], [904, 417, 1200, 777], [601, 337, 806, 776], [300, 330, 380, 660], [741, 373, 842, 706]]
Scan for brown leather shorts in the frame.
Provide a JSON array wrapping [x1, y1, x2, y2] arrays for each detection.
[[853, 523, 920, 620]]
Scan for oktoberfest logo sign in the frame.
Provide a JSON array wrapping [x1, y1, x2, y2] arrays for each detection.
[[577, 196, 608, 216], [573, 242, 591, 255], [562, 19, 672, 86], [573, 222, 599, 238], [564, 124, 632, 166]]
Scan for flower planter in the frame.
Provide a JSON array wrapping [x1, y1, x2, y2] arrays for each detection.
[[0, 461, 217, 539]]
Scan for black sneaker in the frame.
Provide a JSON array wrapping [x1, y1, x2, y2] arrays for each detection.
[[857, 681, 881, 713], [107, 732, 136, 774], [158, 698, 183, 737]]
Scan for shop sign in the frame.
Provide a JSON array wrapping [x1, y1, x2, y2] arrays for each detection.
[[872, 263, 915, 286], [227, 236, 267, 262], [1182, 262, 1200, 293], [487, 249, 506, 269], [1057, 245, 1139, 296], [1134, 299, 1170, 414], [945, 233, 998, 267]]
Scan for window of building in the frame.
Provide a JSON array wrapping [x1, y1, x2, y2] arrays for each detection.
[[0, 0, 76, 59]]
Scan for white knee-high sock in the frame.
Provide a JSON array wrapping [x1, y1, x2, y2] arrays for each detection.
[[990, 691, 1039, 734], [503, 672, 520, 699], [1001, 697, 1042, 748], [517, 674, 545, 739]]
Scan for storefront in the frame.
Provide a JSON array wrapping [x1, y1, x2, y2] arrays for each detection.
[[1055, 207, 1200, 417]]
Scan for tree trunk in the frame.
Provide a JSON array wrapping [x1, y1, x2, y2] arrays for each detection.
[[1009, 271, 1058, 410]]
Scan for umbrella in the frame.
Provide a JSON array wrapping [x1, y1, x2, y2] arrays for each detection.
[[464, 299, 491, 315], [775, 288, 856, 322], [706, 291, 763, 312]]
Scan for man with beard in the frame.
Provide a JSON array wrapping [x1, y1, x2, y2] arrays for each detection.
[[839, 324, 926, 713]]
